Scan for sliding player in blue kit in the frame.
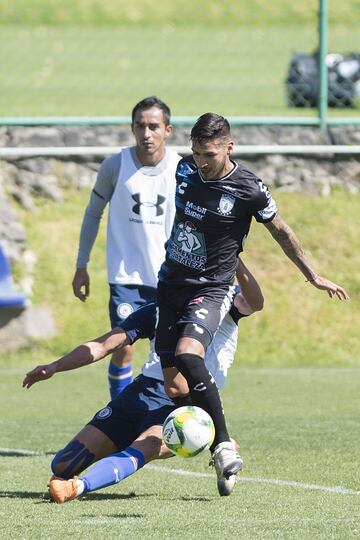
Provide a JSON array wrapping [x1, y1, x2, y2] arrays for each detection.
[[23, 258, 264, 500]]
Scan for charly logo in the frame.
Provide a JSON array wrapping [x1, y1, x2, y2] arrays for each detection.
[[217, 193, 235, 216], [96, 406, 112, 419], [117, 303, 134, 319], [131, 193, 166, 216]]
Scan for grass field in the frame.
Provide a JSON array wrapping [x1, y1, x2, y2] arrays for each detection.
[[1, 186, 358, 537], [0, 25, 357, 117], [0, 186, 358, 540], [0, 1, 358, 26], [1, 363, 359, 539], [0, 1, 359, 116], [6, 187, 359, 370], [1, 2, 359, 535]]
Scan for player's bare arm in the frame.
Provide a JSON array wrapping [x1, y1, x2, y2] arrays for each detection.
[[235, 258, 264, 315], [264, 213, 350, 300], [22, 328, 131, 389]]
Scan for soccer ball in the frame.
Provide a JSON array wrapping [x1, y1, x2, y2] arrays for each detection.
[[162, 406, 215, 458]]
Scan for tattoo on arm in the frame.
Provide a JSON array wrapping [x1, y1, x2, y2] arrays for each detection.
[[264, 215, 316, 279]]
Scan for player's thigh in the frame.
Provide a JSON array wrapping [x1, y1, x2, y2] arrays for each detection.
[[73, 425, 118, 459], [175, 336, 205, 357], [154, 298, 181, 368], [178, 285, 234, 351], [51, 425, 118, 478], [128, 376, 175, 461], [131, 425, 173, 462], [88, 384, 146, 450]]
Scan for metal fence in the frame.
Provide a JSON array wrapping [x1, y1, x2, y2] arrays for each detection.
[[0, 0, 359, 129]]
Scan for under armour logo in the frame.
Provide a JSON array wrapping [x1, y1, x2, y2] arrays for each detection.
[[132, 193, 166, 216]]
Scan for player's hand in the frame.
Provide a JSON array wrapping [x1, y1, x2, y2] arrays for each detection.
[[72, 268, 90, 302], [22, 364, 56, 389], [309, 275, 350, 300]]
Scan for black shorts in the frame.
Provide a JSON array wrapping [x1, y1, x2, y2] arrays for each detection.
[[155, 281, 234, 367]]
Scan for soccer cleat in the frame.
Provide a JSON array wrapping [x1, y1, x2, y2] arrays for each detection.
[[48, 475, 79, 504], [210, 441, 243, 497], [217, 472, 237, 497]]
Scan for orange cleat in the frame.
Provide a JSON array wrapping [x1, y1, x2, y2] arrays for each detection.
[[48, 475, 79, 504]]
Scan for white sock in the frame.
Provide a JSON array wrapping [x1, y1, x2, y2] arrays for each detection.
[[76, 478, 85, 496]]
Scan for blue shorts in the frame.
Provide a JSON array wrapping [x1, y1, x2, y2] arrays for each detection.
[[120, 302, 157, 344], [109, 284, 157, 329], [88, 375, 175, 450]]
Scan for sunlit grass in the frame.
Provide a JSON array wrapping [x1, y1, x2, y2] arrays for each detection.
[[0, 23, 358, 117], [3, 187, 359, 369]]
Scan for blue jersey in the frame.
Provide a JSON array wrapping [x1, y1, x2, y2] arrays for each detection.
[[158, 156, 277, 286]]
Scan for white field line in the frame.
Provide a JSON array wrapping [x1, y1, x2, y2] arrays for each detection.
[[3, 448, 356, 496], [145, 464, 360, 496], [0, 447, 45, 456]]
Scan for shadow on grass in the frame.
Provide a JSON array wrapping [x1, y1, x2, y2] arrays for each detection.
[[181, 495, 212, 502], [0, 490, 154, 503], [82, 513, 144, 519], [0, 491, 46, 500], [81, 491, 154, 501], [0, 450, 55, 457]]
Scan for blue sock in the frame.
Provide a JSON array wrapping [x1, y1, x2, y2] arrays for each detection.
[[81, 447, 145, 493], [108, 361, 133, 400]]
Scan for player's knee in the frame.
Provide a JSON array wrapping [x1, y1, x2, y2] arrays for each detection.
[[51, 439, 95, 479], [164, 373, 190, 399], [51, 450, 69, 478], [164, 381, 186, 400], [162, 366, 190, 400]]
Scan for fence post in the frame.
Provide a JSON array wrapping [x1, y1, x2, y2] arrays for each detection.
[[318, 0, 328, 133]]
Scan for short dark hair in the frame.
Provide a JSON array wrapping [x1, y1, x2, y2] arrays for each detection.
[[190, 112, 230, 142], [131, 96, 171, 126]]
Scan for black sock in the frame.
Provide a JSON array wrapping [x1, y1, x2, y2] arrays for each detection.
[[174, 353, 230, 451]]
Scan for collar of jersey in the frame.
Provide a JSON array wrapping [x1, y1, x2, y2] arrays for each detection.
[[198, 160, 238, 183]]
